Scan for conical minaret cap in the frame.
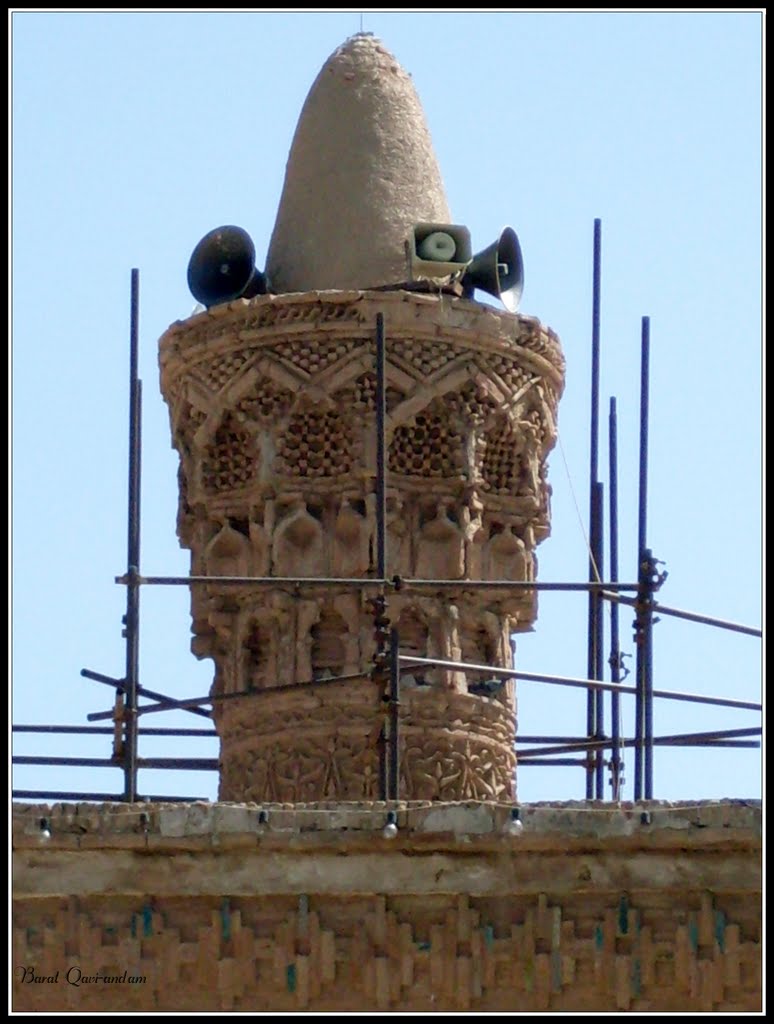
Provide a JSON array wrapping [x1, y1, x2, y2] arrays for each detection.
[[266, 34, 452, 293]]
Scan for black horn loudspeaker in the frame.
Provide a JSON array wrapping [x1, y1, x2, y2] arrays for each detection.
[[462, 226, 524, 312], [187, 225, 267, 308]]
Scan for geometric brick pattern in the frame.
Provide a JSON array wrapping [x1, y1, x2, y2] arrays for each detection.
[[388, 402, 465, 478], [12, 891, 761, 1012], [275, 409, 353, 478], [203, 414, 256, 493], [481, 421, 524, 494]]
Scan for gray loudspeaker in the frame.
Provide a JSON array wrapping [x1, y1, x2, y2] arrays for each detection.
[[409, 223, 473, 280], [187, 225, 267, 308], [462, 227, 524, 312]]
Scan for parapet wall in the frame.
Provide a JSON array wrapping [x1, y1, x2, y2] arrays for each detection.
[[12, 799, 762, 1012]]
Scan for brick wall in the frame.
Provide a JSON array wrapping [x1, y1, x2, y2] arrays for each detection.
[[12, 800, 762, 1012]]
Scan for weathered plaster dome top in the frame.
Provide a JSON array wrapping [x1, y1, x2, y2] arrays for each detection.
[[265, 33, 451, 293]]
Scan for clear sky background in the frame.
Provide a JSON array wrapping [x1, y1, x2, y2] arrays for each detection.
[[11, 10, 763, 805]]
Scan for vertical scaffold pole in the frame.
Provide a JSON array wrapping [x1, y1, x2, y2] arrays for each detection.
[[635, 316, 651, 800], [375, 312, 387, 582], [124, 269, 142, 802], [592, 480, 605, 798], [608, 397, 623, 800], [586, 218, 602, 798], [389, 627, 400, 801], [375, 312, 388, 800]]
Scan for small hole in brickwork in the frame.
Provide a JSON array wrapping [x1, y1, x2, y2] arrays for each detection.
[[228, 518, 250, 538]]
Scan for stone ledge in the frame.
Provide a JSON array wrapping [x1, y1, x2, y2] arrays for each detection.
[[12, 845, 762, 899], [159, 290, 564, 381], [13, 798, 762, 845]]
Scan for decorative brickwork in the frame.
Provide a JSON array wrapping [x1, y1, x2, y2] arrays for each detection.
[[11, 890, 762, 1012], [158, 290, 564, 803], [215, 682, 516, 804]]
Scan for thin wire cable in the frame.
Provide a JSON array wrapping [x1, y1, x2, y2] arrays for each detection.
[[556, 431, 603, 583]]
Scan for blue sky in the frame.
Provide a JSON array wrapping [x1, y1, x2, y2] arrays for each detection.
[[11, 10, 763, 804]]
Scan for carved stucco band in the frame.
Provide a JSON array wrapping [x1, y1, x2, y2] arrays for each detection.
[[215, 682, 517, 804], [158, 290, 564, 803]]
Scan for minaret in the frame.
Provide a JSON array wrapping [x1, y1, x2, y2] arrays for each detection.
[[158, 34, 564, 803]]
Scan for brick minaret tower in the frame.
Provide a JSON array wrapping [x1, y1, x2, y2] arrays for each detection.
[[158, 35, 564, 804], [11, 34, 761, 1022]]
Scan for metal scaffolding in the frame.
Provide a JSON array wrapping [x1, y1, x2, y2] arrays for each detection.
[[12, 223, 762, 804]]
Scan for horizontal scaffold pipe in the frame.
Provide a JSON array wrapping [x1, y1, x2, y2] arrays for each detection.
[[81, 668, 212, 720], [12, 791, 207, 803], [12, 756, 219, 771], [13, 725, 219, 737], [399, 655, 762, 712], [517, 730, 761, 758], [86, 670, 375, 722], [601, 591, 762, 637], [116, 573, 640, 592]]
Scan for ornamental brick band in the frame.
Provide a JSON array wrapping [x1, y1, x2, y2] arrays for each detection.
[[215, 681, 516, 803]]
